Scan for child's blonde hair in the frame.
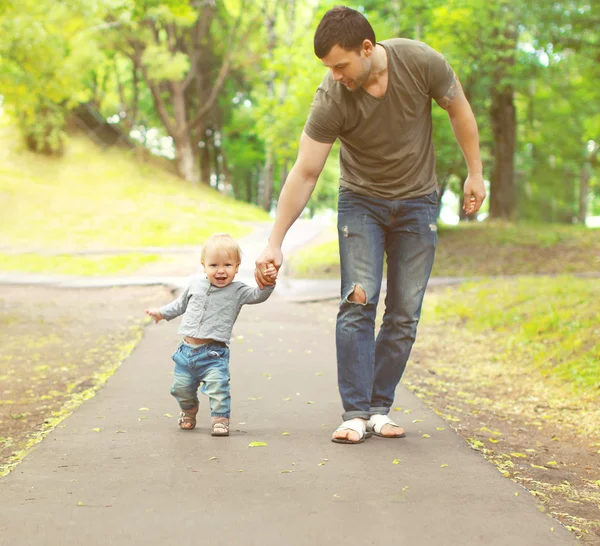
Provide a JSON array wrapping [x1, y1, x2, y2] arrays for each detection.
[[201, 233, 242, 264]]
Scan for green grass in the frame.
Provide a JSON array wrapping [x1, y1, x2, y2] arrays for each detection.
[[287, 222, 600, 278], [422, 276, 600, 391], [0, 116, 270, 252], [0, 253, 162, 276]]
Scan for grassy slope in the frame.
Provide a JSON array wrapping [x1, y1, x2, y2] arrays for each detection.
[[0, 116, 270, 274]]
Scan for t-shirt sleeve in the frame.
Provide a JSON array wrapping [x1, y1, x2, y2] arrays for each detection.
[[426, 46, 456, 101], [303, 88, 344, 144]]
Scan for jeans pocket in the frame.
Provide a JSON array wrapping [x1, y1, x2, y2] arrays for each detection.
[[424, 190, 439, 205]]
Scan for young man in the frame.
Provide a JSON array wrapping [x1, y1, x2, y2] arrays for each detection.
[[255, 6, 485, 444]]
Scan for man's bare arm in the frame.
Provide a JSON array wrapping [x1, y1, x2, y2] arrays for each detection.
[[254, 132, 333, 287], [435, 74, 486, 215]]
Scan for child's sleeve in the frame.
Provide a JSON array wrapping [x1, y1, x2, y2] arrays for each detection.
[[159, 286, 190, 320], [238, 283, 275, 306]]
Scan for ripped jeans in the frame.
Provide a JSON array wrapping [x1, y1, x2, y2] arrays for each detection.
[[336, 186, 438, 421], [170, 341, 231, 417]]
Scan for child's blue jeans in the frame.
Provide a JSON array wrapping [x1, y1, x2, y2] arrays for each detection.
[[170, 341, 231, 417]]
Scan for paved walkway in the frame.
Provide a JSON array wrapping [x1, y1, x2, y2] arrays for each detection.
[[0, 303, 576, 545]]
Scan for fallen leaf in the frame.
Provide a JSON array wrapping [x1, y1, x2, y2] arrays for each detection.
[[247, 397, 263, 401], [333, 494, 340, 498], [77, 501, 85, 506], [530, 464, 546, 469], [116, 430, 126, 433], [550, 528, 554, 532], [392, 459, 401, 465], [412, 419, 424, 423], [307, 401, 315, 405], [422, 434, 430, 438], [238, 470, 243, 472], [138, 417, 147, 421], [488, 438, 499, 443], [247, 348, 254, 353], [164, 413, 173, 417], [514, 492, 519, 496], [393, 407, 402, 411], [208, 456, 217, 461], [546, 461, 558, 466], [281, 432, 291, 436], [510, 452, 527, 458], [138, 407, 150, 411], [248, 442, 267, 447], [402, 486, 409, 492], [316, 372, 324, 376], [92, 428, 101, 432], [440, 464, 449, 468], [436, 427, 445, 431], [283, 397, 291, 401], [318, 462, 326, 466], [404, 409, 412, 414], [280, 470, 294, 474]]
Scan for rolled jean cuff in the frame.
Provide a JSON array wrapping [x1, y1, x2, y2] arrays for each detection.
[[370, 407, 390, 416], [342, 410, 371, 421], [211, 412, 230, 418]]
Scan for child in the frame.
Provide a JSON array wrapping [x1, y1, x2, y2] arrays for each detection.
[[145, 233, 276, 437]]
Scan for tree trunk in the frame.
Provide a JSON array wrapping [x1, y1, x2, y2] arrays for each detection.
[[578, 163, 591, 224], [175, 137, 200, 184], [489, 87, 516, 219]]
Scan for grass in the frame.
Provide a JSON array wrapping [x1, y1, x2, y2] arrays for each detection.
[[421, 275, 600, 393], [287, 222, 600, 278], [0, 116, 270, 253], [0, 253, 162, 276]]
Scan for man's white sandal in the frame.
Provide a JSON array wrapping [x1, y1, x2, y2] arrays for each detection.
[[367, 414, 406, 438], [331, 418, 372, 444]]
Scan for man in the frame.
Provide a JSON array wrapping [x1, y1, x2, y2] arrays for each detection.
[[255, 6, 485, 444]]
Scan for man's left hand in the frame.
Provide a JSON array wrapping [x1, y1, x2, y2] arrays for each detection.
[[463, 173, 486, 215]]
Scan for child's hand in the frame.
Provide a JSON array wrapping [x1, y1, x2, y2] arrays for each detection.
[[264, 264, 278, 281], [145, 308, 164, 323]]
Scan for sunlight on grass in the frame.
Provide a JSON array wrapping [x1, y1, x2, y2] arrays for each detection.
[[0, 253, 162, 276], [422, 276, 600, 392], [0, 117, 270, 251]]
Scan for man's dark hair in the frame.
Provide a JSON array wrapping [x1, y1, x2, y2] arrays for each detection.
[[314, 6, 376, 59]]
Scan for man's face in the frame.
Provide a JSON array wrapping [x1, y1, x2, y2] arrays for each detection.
[[320, 42, 372, 91]]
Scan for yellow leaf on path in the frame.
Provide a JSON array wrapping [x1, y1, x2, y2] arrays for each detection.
[[281, 432, 291, 436], [514, 492, 519, 496], [280, 470, 294, 474], [436, 427, 445, 431], [546, 461, 558, 466], [550, 528, 554, 532], [208, 457, 217, 461], [333, 494, 340, 498], [530, 464, 546, 469], [116, 430, 126, 433], [318, 462, 326, 466], [77, 502, 85, 506], [248, 442, 267, 447], [316, 372, 324, 376], [307, 401, 315, 405], [393, 407, 402, 411], [510, 452, 527, 458], [139, 408, 150, 411], [283, 397, 291, 401], [392, 459, 401, 465], [247, 349, 254, 353], [164, 413, 173, 418], [321, 458, 329, 462], [422, 434, 430, 438], [489, 438, 499, 443], [440, 464, 448, 468], [238, 470, 243, 472], [92, 428, 101, 432], [138, 417, 147, 421], [404, 409, 412, 414], [412, 419, 423, 423], [525, 449, 536, 453], [402, 486, 409, 492], [248, 397, 263, 401]]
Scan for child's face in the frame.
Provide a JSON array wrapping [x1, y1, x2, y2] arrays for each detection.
[[202, 248, 239, 288]]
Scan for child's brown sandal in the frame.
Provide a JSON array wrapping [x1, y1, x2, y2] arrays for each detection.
[[178, 406, 198, 430], [211, 419, 230, 437]]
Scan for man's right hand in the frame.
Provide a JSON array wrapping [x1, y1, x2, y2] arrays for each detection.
[[255, 245, 283, 289]]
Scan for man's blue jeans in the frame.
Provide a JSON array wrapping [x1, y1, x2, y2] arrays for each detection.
[[336, 186, 438, 421], [170, 342, 231, 417]]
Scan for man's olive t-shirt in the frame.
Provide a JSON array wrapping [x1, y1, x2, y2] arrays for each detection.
[[304, 38, 455, 200]]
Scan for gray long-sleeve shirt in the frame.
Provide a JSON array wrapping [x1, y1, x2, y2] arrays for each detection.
[[159, 277, 275, 343]]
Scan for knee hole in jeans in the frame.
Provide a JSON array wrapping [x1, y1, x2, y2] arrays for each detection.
[[344, 284, 367, 305]]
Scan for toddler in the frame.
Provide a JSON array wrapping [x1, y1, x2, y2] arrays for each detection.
[[145, 233, 276, 436]]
